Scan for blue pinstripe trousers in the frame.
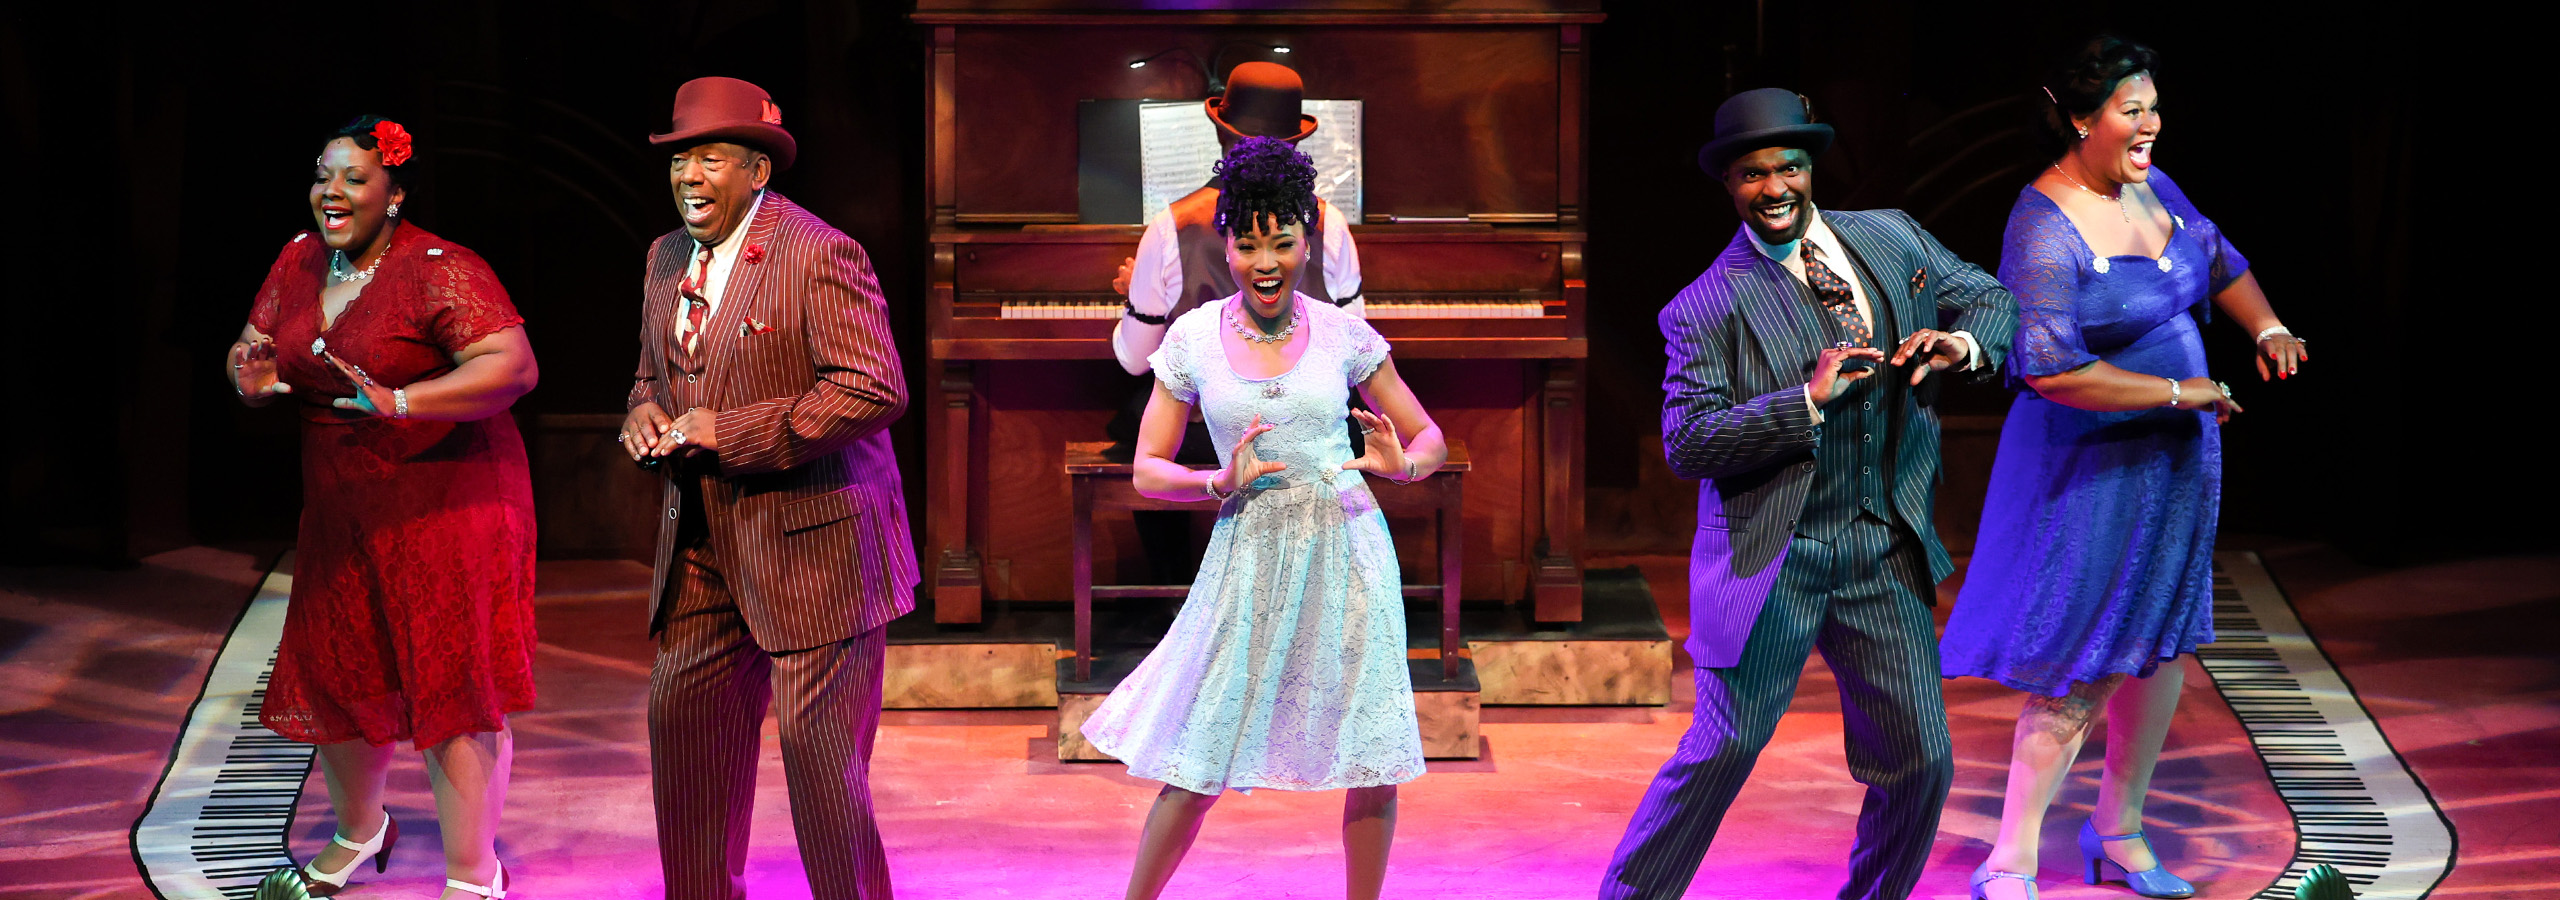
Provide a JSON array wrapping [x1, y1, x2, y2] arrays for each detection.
[[1601, 515, 1953, 900]]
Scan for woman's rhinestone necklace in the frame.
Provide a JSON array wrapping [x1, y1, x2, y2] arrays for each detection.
[[2051, 163, 2130, 222], [330, 249, 384, 282], [1228, 302, 1301, 344]]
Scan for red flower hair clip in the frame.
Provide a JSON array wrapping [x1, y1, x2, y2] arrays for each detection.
[[372, 120, 414, 167], [742, 243, 767, 265]]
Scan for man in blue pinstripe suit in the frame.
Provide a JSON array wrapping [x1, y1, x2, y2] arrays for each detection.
[[1599, 88, 2020, 900]]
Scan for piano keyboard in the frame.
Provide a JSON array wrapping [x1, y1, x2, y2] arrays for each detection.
[[2200, 552, 2453, 899], [1364, 299, 1544, 319], [995, 298, 1549, 319], [134, 554, 315, 899], [998, 301, 1120, 319]]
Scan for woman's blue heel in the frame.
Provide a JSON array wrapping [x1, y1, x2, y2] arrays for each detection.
[[1970, 861, 2039, 899], [2079, 820, 2196, 898]]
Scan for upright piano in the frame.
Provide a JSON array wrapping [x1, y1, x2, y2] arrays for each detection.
[[916, 0, 1603, 625]]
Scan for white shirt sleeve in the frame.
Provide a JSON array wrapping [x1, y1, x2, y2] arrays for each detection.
[[1320, 199, 1365, 317], [1947, 330, 1984, 370], [1111, 211, 1183, 375]]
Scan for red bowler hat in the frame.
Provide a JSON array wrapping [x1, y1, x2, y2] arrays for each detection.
[[1205, 61, 1318, 144], [650, 76, 798, 171]]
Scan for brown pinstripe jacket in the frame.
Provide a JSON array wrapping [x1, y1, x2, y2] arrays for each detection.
[[628, 192, 918, 652]]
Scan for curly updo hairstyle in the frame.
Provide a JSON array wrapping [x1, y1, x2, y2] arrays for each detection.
[[2037, 35, 2160, 158], [1212, 136, 1321, 237], [325, 114, 413, 188]]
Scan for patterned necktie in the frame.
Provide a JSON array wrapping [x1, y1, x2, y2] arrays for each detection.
[[1800, 240, 1870, 346], [678, 245, 715, 356]]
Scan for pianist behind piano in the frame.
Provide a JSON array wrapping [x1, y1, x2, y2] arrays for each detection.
[[1109, 61, 1363, 379]]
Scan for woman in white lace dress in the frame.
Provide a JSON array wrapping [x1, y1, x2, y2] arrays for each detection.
[[1080, 137, 1447, 900]]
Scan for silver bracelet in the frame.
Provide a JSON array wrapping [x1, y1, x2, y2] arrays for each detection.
[[1391, 459, 1420, 484], [2254, 325, 2292, 343], [2164, 377, 2182, 409], [1204, 471, 1234, 501], [392, 388, 410, 419]]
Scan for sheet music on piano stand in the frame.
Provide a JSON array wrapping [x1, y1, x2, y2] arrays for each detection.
[[1139, 99, 1361, 224], [133, 554, 315, 899]]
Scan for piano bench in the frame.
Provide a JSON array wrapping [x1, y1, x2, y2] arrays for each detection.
[[1064, 439, 1470, 683]]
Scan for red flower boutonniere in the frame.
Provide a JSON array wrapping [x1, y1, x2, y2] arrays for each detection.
[[743, 243, 766, 265], [371, 120, 414, 167]]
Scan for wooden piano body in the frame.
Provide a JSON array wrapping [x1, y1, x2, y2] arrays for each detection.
[[917, 0, 1602, 624]]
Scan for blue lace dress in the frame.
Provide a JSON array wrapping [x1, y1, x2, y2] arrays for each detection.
[[1940, 170, 2250, 697], [1080, 295, 1426, 794]]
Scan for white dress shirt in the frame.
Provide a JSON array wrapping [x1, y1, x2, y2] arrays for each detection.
[[1743, 205, 1979, 421], [674, 189, 768, 347], [1111, 197, 1363, 375]]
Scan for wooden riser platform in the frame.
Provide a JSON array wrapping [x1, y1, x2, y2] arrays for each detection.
[[1470, 567, 1673, 706], [882, 569, 1671, 724]]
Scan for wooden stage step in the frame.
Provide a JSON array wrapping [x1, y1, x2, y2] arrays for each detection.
[[880, 568, 1674, 761]]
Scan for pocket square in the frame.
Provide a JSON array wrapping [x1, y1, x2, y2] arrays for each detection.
[[739, 318, 777, 336]]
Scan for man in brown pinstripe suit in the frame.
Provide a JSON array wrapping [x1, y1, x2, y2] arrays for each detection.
[[622, 76, 917, 900]]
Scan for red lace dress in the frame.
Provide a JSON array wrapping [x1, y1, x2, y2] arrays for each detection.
[[247, 224, 538, 749]]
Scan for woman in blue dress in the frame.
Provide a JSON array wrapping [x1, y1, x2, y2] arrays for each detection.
[[1941, 37, 2308, 900], [1079, 137, 1448, 900]]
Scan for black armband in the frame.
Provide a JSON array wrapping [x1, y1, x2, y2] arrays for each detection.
[[1123, 302, 1168, 326]]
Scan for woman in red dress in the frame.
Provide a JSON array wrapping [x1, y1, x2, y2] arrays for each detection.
[[229, 116, 539, 900]]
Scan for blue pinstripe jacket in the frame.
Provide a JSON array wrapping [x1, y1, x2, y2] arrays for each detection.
[[1663, 209, 2018, 668]]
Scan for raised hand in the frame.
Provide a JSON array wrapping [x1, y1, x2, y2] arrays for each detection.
[[1217, 414, 1287, 493], [320, 351, 395, 417], [1808, 344, 1886, 406], [621, 402, 673, 464], [1889, 329, 1967, 385], [1340, 409, 1409, 479], [1112, 256, 1136, 297], [2254, 332, 2307, 381], [228, 339, 293, 402]]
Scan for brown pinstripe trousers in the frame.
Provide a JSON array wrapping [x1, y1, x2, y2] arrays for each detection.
[[649, 480, 893, 900]]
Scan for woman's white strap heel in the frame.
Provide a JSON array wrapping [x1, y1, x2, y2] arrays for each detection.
[[301, 810, 396, 895], [445, 861, 508, 899]]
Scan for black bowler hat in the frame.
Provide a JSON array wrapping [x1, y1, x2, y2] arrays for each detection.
[[1697, 87, 1834, 175]]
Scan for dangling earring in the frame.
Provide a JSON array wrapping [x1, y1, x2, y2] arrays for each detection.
[[387, 202, 402, 218]]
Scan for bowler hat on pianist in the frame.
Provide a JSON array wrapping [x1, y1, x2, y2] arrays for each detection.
[[1206, 61, 1319, 143], [1697, 87, 1834, 174]]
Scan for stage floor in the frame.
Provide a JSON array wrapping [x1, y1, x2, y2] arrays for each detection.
[[1, 541, 2551, 899]]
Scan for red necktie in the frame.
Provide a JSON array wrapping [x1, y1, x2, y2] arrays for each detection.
[[679, 245, 714, 356], [1801, 240, 1871, 346]]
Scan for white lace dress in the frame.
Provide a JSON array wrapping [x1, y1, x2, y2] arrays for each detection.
[[1080, 294, 1426, 794]]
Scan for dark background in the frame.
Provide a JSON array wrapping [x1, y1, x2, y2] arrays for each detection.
[[4, 2, 2532, 569]]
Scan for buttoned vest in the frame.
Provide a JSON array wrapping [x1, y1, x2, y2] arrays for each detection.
[[1796, 241, 1907, 542]]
